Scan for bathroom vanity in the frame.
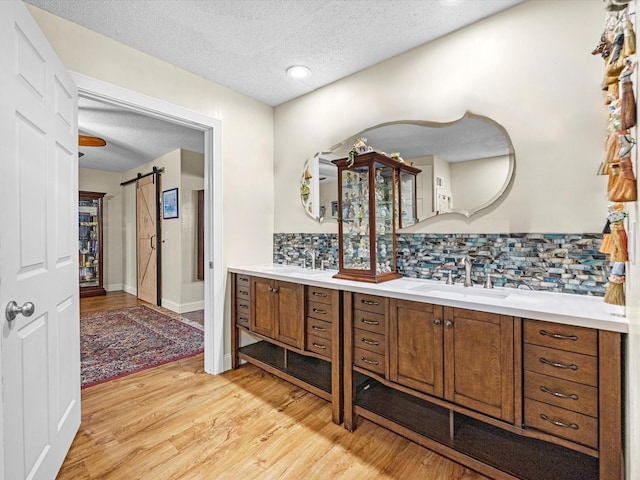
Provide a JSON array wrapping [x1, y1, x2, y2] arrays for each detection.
[[229, 265, 626, 480]]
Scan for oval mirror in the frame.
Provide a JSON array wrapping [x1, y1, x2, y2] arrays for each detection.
[[301, 112, 515, 224]]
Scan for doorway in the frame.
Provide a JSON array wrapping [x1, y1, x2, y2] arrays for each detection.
[[73, 73, 224, 375]]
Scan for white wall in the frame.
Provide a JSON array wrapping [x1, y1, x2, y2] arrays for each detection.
[[273, 1, 639, 478], [274, 0, 607, 235], [78, 168, 124, 291], [180, 150, 205, 311]]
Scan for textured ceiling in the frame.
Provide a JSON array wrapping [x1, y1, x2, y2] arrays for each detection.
[[78, 97, 204, 172], [26, 0, 525, 172], [26, 0, 525, 106]]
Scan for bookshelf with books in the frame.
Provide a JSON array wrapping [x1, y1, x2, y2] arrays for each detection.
[[79, 191, 106, 297]]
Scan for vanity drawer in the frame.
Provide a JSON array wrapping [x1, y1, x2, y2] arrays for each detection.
[[353, 310, 385, 335], [306, 286, 333, 305], [236, 274, 251, 291], [524, 370, 598, 417], [306, 317, 331, 340], [524, 344, 597, 387], [236, 298, 250, 316], [236, 283, 250, 301], [524, 319, 597, 356], [306, 333, 331, 358], [354, 328, 386, 356], [524, 398, 598, 449], [353, 293, 387, 315], [307, 300, 332, 323], [236, 313, 250, 329], [354, 347, 385, 375]]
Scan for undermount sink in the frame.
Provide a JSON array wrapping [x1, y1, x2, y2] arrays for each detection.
[[408, 283, 511, 300]]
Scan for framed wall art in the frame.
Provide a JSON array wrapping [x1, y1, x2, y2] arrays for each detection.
[[162, 188, 179, 219]]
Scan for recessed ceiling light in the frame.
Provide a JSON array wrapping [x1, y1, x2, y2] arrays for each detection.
[[286, 65, 311, 79]]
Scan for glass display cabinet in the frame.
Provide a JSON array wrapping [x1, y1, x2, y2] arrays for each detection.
[[79, 191, 106, 297], [332, 152, 420, 283]]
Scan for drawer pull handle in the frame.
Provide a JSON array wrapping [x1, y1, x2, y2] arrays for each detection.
[[312, 325, 327, 332], [312, 342, 327, 349], [239, 290, 249, 296], [312, 308, 327, 315], [312, 291, 328, 297], [540, 386, 579, 400], [361, 299, 380, 306], [239, 303, 248, 308], [361, 318, 380, 326], [540, 329, 578, 341], [361, 356, 380, 366], [540, 357, 578, 370], [540, 414, 579, 430], [361, 337, 380, 346]]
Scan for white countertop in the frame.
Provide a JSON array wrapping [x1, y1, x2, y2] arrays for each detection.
[[228, 264, 628, 333]]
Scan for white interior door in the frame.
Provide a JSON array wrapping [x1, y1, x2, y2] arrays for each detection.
[[0, 3, 80, 479]]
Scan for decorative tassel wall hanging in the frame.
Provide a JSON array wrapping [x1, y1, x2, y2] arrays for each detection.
[[620, 58, 637, 129], [607, 134, 637, 201], [604, 208, 628, 305], [593, 1, 636, 308]]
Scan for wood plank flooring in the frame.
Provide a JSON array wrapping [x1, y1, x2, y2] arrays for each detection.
[[80, 290, 148, 314], [66, 293, 488, 479]]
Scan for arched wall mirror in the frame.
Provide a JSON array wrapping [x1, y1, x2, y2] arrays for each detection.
[[300, 112, 515, 225]]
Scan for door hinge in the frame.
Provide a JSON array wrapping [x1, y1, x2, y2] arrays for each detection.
[[209, 261, 214, 269]]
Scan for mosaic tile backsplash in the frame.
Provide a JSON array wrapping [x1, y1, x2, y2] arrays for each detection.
[[273, 233, 608, 296]]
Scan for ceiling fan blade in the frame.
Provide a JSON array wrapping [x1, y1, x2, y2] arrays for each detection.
[[78, 135, 106, 147]]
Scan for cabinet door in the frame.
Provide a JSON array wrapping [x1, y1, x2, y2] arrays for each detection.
[[390, 299, 444, 397], [444, 307, 514, 423], [251, 277, 276, 338], [275, 281, 304, 348]]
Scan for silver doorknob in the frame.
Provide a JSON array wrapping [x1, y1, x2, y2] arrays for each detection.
[[5, 301, 35, 322]]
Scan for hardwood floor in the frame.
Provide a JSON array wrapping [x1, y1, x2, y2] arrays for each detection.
[[68, 292, 487, 479], [80, 290, 148, 314]]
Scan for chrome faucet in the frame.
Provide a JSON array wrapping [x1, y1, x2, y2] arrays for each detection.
[[303, 249, 316, 270], [462, 255, 473, 287]]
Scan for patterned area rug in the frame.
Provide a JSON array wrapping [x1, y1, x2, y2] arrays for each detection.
[[81, 305, 204, 388]]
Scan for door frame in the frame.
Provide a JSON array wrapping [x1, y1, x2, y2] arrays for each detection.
[[71, 72, 224, 375]]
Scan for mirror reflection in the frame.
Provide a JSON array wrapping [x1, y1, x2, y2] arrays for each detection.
[[301, 112, 515, 224]]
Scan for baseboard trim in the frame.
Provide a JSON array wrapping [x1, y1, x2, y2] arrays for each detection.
[[160, 299, 205, 314], [105, 284, 123, 292], [123, 284, 137, 296]]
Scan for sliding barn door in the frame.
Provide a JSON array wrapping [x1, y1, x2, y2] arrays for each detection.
[[137, 175, 159, 304]]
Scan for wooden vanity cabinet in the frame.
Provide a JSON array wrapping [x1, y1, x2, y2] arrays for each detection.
[[443, 307, 514, 423], [345, 293, 623, 480], [231, 273, 343, 424], [522, 319, 623, 480], [389, 299, 444, 397], [251, 277, 304, 348], [387, 301, 514, 422]]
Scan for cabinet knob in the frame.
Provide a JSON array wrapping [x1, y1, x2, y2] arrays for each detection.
[[445, 320, 453, 328], [433, 318, 441, 326]]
